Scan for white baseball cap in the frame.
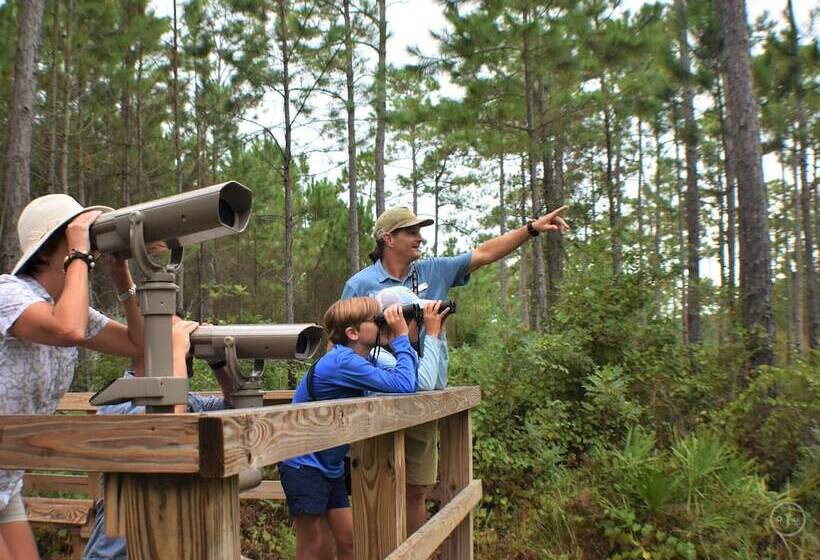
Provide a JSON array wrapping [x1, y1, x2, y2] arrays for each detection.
[[11, 194, 112, 275]]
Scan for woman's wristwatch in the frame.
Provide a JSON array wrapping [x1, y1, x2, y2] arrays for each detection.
[[63, 249, 95, 271]]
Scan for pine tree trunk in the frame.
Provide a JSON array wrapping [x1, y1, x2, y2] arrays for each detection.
[[278, 0, 295, 323], [787, 0, 818, 350], [718, 0, 775, 368], [780, 148, 794, 360], [547, 142, 565, 307], [718, 76, 738, 307], [60, 0, 74, 195], [522, 8, 546, 329], [717, 150, 727, 341], [672, 107, 688, 343], [677, 0, 701, 344], [1, 0, 47, 273], [76, 58, 85, 206], [374, 0, 386, 217], [135, 49, 144, 201], [653, 120, 663, 315], [47, 0, 60, 192], [602, 76, 621, 276], [637, 117, 645, 280], [499, 155, 508, 309], [411, 139, 418, 214], [343, 0, 359, 275], [195, 79, 211, 321], [518, 155, 530, 326], [172, 0, 184, 312], [790, 138, 805, 352]]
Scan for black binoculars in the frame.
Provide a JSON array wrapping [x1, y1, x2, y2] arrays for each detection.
[[374, 301, 457, 327]]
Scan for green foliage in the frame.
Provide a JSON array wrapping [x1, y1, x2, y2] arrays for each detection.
[[719, 364, 819, 488]]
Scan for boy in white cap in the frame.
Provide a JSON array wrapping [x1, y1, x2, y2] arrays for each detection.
[[0, 195, 146, 559]]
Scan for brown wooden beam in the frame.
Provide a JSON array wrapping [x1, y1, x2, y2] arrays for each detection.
[[0, 415, 201, 473], [57, 390, 295, 412], [24, 473, 90, 495], [25, 497, 94, 526], [200, 386, 481, 477], [238, 480, 284, 501], [439, 410, 473, 560], [120, 473, 241, 560], [352, 431, 406, 559], [385, 480, 482, 560]]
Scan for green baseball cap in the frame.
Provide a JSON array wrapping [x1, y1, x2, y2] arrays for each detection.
[[374, 207, 434, 238]]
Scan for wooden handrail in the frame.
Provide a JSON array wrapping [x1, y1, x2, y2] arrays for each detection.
[[0, 387, 480, 476], [200, 386, 481, 477], [386, 480, 482, 560]]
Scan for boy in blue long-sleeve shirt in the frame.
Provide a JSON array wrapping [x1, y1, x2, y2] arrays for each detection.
[[280, 297, 417, 560]]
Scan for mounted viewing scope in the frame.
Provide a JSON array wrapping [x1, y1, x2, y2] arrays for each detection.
[[89, 181, 254, 412], [90, 181, 252, 262], [191, 324, 325, 408]]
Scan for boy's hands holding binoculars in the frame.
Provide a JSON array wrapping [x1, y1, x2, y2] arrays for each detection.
[[423, 301, 451, 338], [382, 304, 409, 338]]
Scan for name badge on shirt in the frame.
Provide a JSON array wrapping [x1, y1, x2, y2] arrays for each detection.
[[416, 282, 429, 295]]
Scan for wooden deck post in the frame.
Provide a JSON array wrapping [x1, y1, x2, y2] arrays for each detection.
[[351, 430, 407, 559], [439, 410, 473, 560], [109, 473, 240, 560]]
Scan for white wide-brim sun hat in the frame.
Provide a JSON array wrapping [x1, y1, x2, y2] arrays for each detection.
[[11, 194, 113, 275]]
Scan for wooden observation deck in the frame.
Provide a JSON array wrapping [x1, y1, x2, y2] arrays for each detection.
[[0, 386, 482, 560]]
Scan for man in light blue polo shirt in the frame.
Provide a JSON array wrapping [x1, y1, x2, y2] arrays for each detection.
[[341, 205, 569, 534]]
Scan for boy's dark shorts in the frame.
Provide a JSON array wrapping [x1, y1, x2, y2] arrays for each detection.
[[279, 463, 350, 516]]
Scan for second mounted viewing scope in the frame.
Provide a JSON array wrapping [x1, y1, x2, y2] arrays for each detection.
[[90, 181, 252, 260], [190, 324, 324, 408], [190, 324, 325, 363]]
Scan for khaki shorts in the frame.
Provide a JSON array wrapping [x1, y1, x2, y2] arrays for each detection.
[[405, 420, 438, 486], [0, 492, 27, 524]]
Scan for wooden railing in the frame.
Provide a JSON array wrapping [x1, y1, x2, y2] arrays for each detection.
[[1, 386, 482, 560]]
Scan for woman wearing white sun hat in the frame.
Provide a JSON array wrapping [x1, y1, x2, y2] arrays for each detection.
[[0, 194, 147, 560]]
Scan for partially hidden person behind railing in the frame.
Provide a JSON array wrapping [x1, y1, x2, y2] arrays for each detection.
[[370, 286, 452, 530], [81, 317, 242, 560], [0, 195, 147, 560], [341, 205, 569, 535], [280, 297, 418, 560]]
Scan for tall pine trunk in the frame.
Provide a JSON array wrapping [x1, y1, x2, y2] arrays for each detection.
[[677, 0, 701, 344], [718, 0, 775, 368], [522, 7, 546, 329], [343, 0, 359, 275], [790, 138, 805, 352], [172, 0, 184, 312], [499, 155, 508, 309], [518, 156, 530, 326], [672, 106, 688, 343], [653, 120, 663, 315], [47, 0, 60, 191], [1, 0, 47, 272], [787, 0, 818, 350], [374, 0, 386, 216], [278, 0, 295, 323], [60, 0, 74, 195]]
